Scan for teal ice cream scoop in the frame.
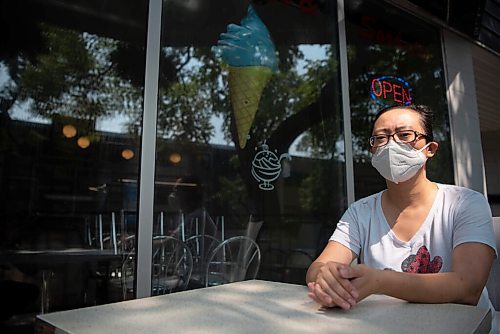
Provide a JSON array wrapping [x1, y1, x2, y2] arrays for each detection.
[[212, 5, 278, 71], [212, 5, 278, 149]]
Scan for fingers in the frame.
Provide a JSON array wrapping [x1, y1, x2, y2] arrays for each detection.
[[324, 263, 359, 299], [307, 282, 324, 305], [308, 282, 329, 306], [308, 281, 354, 310], [339, 266, 358, 280], [310, 264, 359, 310], [316, 277, 357, 309]]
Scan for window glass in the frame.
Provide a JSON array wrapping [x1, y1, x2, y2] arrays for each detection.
[[345, 0, 454, 199], [154, 0, 346, 287], [0, 0, 147, 327]]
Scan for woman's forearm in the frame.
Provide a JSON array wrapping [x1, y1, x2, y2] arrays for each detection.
[[377, 270, 483, 305], [375, 242, 495, 305]]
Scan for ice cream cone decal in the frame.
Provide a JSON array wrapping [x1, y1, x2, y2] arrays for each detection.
[[212, 5, 278, 148], [229, 66, 272, 148]]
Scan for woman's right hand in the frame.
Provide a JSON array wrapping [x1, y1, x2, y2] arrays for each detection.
[[307, 261, 359, 310]]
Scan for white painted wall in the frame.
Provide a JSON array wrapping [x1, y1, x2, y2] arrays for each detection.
[[442, 30, 487, 195]]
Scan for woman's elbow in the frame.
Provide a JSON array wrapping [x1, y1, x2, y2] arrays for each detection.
[[458, 293, 482, 306], [451, 243, 495, 306], [455, 280, 485, 306]]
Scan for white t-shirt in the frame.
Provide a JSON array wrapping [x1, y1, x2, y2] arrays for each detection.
[[330, 183, 498, 309]]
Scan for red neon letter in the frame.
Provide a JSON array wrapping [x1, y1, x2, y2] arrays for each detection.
[[382, 81, 393, 99], [371, 79, 382, 97], [402, 87, 412, 104], [392, 84, 402, 103]]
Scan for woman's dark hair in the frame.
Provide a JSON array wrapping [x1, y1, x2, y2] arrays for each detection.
[[371, 104, 434, 141]]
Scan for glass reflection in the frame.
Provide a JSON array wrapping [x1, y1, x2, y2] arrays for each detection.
[[345, 0, 454, 199], [154, 0, 346, 289], [0, 0, 146, 331]]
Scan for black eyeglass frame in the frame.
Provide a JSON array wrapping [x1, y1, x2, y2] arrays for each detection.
[[369, 130, 430, 148]]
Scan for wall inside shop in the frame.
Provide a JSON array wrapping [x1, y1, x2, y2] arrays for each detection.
[[472, 43, 500, 217], [442, 30, 486, 194]]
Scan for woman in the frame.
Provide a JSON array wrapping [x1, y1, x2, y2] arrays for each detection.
[[306, 104, 497, 313]]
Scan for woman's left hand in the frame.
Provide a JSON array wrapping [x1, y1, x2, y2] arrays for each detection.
[[338, 264, 382, 302]]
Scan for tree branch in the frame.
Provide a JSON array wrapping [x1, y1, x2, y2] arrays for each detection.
[[268, 80, 337, 153]]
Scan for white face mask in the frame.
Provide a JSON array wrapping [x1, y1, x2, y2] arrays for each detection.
[[371, 140, 431, 184]]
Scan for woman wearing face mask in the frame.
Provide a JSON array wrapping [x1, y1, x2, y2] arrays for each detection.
[[306, 105, 497, 314]]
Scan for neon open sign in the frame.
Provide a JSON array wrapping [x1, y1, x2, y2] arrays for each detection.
[[370, 76, 412, 107]]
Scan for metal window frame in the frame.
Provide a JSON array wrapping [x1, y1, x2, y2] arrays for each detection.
[[136, 0, 162, 298], [337, 0, 355, 206]]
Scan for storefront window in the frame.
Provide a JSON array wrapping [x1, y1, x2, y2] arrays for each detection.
[[154, 0, 346, 287], [345, 0, 454, 199], [0, 0, 147, 330]]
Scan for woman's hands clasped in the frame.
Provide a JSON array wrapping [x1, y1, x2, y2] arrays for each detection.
[[307, 262, 381, 310]]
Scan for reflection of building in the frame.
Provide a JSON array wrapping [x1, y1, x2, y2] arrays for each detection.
[[1, 0, 500, 331], [1, 115, 339, 244]]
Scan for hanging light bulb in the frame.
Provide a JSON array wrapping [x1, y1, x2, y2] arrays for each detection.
[[77, 136, 90, 149], [62, 124, 77, 138], [169, 152, 182, 164], [121, 149, 134, 160]]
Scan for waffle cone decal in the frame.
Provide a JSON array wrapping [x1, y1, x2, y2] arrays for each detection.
[[228, 66, 272, 148], [212, 5, 278, 148]]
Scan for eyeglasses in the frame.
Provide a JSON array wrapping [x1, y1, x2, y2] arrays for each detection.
[[369, 130, 429, 148]]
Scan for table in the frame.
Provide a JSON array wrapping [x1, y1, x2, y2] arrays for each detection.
[[35, 280, 492, 334], [1, 249, 123, 313], [0, 249, 122, 264]]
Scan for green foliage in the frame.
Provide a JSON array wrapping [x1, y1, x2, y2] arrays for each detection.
[[0, 15, 454, 219], [298, 159, 342, 214], [14, 24, 143, 124]]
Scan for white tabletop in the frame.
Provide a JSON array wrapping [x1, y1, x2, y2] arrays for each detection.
[[36, 280, 491, 334]]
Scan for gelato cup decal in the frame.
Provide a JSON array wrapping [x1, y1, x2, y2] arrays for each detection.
[[251, 143, 291, 191], [212, 5, 278, 149]]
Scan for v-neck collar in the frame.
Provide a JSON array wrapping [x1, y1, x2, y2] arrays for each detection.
[[376, 184, 442, 246]]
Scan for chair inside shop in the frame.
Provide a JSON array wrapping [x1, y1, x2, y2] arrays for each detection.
[[259, 247, 288, 282], [184, 234, 220, 288], [283, 249, 314, 284], [151, 236, 193, 295], [121, 250, 136, 300], [205, 236, 261, 287], [182, 208, 218, 240]]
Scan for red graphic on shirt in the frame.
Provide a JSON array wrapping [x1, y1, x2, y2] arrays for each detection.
[[401, 245, 442, 273]]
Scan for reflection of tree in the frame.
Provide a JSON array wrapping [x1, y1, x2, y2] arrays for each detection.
[[1, 23, 346, 223], [155, 47, 219, 143], [1, 25, 144, 131], [299, 158, 344, 214], [223, 46, 342, 219], [152, 44, 343, 221], [0, 12, 454, 225]]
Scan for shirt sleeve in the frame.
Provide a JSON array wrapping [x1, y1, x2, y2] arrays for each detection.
[[330, 204, 362, 256], [453, 190, 498, 257]]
